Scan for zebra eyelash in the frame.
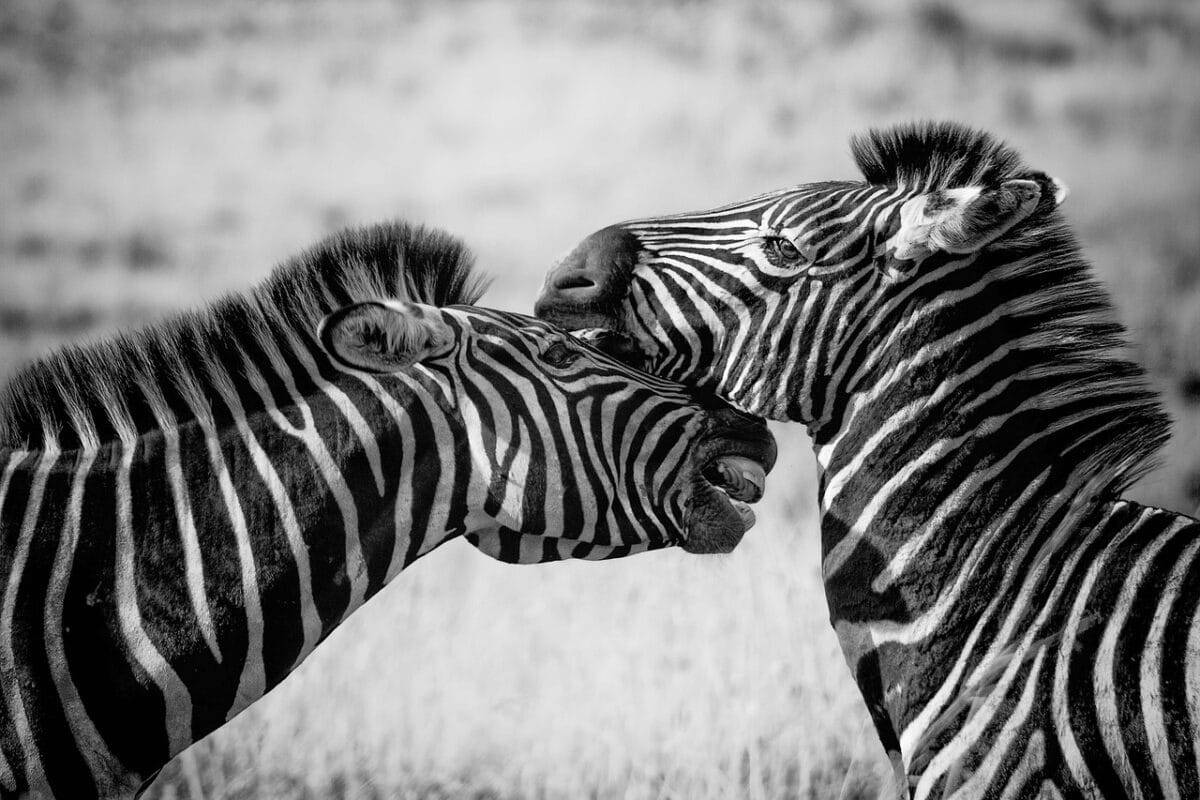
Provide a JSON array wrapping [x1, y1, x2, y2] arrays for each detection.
[[749, 228, 805, 268], [763, 235, 805, 264], [540, 341, 582, 369]]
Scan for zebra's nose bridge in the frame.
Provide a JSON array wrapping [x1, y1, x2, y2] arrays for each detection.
[[539, 226, 641, 306]]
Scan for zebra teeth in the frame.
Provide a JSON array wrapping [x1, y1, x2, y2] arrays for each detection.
[[710, 455, 766, 503]]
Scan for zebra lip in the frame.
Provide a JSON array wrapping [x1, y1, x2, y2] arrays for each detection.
[[679, 452, 768, 553], [702, 455, 767, 503]]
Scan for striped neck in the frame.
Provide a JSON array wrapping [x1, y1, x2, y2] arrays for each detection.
[[808, 245, 1168, 768], [0, 365, 471, 794]]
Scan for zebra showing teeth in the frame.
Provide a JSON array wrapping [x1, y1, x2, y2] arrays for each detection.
[[0, 221, 776, 800], [710, 455, 767, 502]]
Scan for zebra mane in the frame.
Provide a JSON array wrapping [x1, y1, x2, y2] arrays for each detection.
[[853, 121, 1170, 495], [0, 221, 488, 451], [850, 121, 1033, 191]]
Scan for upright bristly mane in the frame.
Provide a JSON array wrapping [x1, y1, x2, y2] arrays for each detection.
[[853, 121, 1171, 495], [850, 121, 1028, 192], [0, 222, 488, 451]]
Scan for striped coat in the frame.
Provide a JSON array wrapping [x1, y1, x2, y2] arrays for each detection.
[[0, 222, 773, 799], [537, 122, 1199, 798]]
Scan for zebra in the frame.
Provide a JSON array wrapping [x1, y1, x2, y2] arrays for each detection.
[[536, 122, 1200, 799], [0, 221, 775, 800]]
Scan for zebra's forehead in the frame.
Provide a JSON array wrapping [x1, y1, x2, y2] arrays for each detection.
[[446, 308, 698, 396], [447, 306, 563, 340], [621, 180, 894, 235]]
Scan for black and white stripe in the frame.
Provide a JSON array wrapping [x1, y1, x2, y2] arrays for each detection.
[[0, 222, 765, 799], [537, 122, 1199, 798]]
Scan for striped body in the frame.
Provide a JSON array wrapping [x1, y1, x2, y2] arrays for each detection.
[[0, 224, 774, 798], [536, 123, 1199, 797]]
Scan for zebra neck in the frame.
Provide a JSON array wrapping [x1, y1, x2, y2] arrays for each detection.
[[809, 274, 1169, 767], [0, 373, 472, 790], [812, 239, 1167, 619]]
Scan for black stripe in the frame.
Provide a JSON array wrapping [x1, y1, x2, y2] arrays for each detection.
[[65, 442, 168, 780]]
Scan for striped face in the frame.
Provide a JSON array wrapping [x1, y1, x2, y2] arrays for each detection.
[[320, 300, 776, 558], [537, 182, 919, 423], [536, 173, 1059, 427]]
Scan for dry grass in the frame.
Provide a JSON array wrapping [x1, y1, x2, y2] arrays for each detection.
[[1, 1, 1197, 797]]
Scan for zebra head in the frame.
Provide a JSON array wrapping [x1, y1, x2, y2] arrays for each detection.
[[318, 299, 777, 558], [536, 122, 1069, 430]]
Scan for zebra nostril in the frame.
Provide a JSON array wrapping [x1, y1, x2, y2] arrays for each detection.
[[545, 268, 609, 302], [556, 274, 598, 292]]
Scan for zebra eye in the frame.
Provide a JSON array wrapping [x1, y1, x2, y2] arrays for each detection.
[[765, 236, 805, 265], [542, 342, 581, 368]]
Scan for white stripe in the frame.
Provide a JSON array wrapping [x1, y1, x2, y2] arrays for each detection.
[[902, 489, 1112, 778], [540, 374, 604, 542], [213, 391, 322, 667], [1140, 521, 1198, 800], [926, 650, 1046, 800], [820, 331, 1051, 510], [643, 416, 694, 541], [629, 212, 778, 231], [385, 384, 419, 572], [571, 396, 609, 539], [464, 342, 570, 542], [897, 477, 1082, 760], [641, 251, 763, 392], [1049, 507, 1123, 796], [729, 288, 786, 410], [960, 480, 1120, 691], [823, 392, 1142, 580], [0, 734, 11, 792], [643, 268, 725, 387], [870, 469, 1049, 646], [235, 355, 369, 619], [1188, 545, 1200, 786], [0, 453, 14, 793], [0, 450, 48, 789], [871, 426, 1050, 593], [364, 372, 457, 572], [594, 392, 631, 540], [809, 273, 880, 434], [192, 413, 266, 719], [113, 437, 194, 755], [795, 281, 838, 422], [912, 554, 1079, 799], [817, 253, 990, 445], [316, 363, 457, 575], [744, 285, 808, 413], [821, 259, 1032, 461], [997, 729, 1045, 800], [279, 332, 386, 496], [161, 422, 221, 662], [1093, 511, 1173, 800], [44, 448, 126, 790]]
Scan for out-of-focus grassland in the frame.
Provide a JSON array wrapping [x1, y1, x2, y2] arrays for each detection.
[[1, 1, 1197, 797]]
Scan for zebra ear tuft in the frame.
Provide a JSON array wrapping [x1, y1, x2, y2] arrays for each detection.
[[318, 301, 454, 373]]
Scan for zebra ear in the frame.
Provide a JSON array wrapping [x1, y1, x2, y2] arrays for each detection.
[[886, 179, 1045, 266], [318, 300, 454, 373]]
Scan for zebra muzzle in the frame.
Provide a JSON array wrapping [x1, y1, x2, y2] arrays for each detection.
[[678, 406, 774, 554]]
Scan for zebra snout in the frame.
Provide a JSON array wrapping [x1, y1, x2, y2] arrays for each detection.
[[535, 226, 640, 327]]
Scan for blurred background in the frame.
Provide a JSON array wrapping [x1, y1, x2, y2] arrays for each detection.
[[1, 1, 1197, 797]]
